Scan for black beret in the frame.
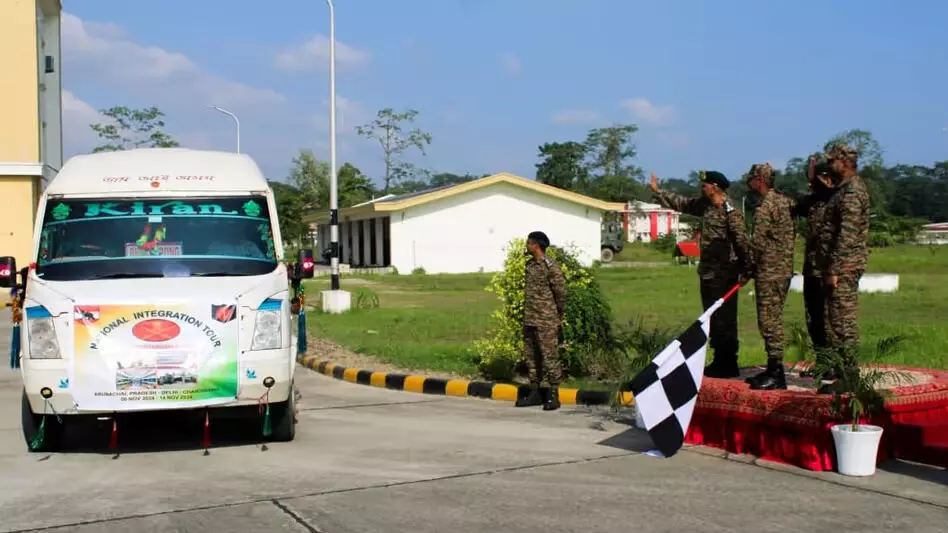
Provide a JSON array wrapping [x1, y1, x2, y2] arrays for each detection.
[[699, 170, 730, 190], [527, 231, 550, 248]]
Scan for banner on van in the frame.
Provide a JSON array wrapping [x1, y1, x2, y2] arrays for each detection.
[[71, 303, 239, 411]]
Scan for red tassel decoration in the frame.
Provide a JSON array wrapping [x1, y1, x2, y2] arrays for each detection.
[[202, 411, 211, 455]]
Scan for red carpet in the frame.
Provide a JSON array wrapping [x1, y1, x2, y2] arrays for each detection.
[[684, 365, 948, 471]]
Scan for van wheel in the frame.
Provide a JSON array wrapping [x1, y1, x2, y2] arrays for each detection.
[[21, 390, 64, 453], [267, 384, 296, 442], [600, 247, 615, 263]]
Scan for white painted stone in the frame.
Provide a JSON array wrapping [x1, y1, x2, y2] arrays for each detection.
[[788, 273, 899, 293], [321, 290, 352, 313]]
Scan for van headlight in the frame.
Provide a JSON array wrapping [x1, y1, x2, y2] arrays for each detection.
[[251, 310, 282, 350], [28, 318, 61, 359]]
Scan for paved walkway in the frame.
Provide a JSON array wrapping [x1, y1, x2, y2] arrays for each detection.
[[0, 310, 945, 532]]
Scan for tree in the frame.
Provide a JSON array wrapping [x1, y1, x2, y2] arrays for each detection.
[[337, 163, 376, 207], [355, 108, 433, 193], [535, 142, 589, 191], [90, 106, 179, 152], [269, 181, 309, 247], [288, 149, 330, 209], [583, 125, 643, 180]]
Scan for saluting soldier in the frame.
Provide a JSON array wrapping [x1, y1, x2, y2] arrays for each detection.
[[743, 163, 795, 390], [516, 231, 567, 411], [792, 156, 837, 377], [821, 142, 871, 384], [650, 171, 752, 378]]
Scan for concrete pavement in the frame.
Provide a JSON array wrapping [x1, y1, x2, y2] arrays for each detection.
[[0, 310, 946, 532]]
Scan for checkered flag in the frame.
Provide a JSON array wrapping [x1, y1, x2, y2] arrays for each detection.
[[627, 284, 740, 458]]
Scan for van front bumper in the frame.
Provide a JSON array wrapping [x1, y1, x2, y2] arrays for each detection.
[[22, 349, 294, 416]]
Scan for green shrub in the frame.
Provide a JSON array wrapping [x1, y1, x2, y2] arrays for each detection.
[[472, 238, 616, 381], [649, 233, 678, 255]]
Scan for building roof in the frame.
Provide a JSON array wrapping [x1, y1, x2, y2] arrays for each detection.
[[306, 172, 626, 223], [46, 148, 270, 196]]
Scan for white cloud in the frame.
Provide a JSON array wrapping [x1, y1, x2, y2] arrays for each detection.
[[58, 12, 371, 180], [274, 35, 370, 73], [62, 12, 286, 109], [501, 53, 522, 75], [62, 90, 104, 153], [550, 109, 601, 125], [620, 98, 677, 126]]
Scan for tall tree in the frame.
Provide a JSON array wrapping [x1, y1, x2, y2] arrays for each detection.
[[535, 141, 589, 191], [269, 180, 309, 247], [90, 106, 179, 152], [288, 149, 330, 209], [583, 124, 643, 180], [337, 163, 376, 207], [355, 108, 433, 194]]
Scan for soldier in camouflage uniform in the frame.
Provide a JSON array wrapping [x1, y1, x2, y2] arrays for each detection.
[[743, 163, 796, 390], [650, 171, 752, 378], [821, 142, 871, 381], [792, 157, 837, 377], [516, 231, 567, 411]]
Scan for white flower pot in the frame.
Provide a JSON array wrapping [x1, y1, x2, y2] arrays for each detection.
[[831, 423, 884, 476]]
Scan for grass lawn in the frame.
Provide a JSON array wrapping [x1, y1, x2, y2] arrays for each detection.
[[304, 244, 948, 381]]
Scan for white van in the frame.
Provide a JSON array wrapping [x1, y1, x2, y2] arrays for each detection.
[[1, 148, 315, 451]]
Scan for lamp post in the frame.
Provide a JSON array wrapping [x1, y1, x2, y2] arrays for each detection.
[[321, 0, 350, 312], [325, 0, 340, 291], [208, 105, 240, 154]]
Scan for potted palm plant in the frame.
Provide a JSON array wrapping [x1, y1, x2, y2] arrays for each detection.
[[810, 336, 913, 476]]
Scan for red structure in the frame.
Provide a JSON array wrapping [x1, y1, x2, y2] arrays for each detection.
[[685, 365, 948, 471]]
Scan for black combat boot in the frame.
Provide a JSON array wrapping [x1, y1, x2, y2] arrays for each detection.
[[515, 385, 543, 407], [543, 387, 561, 411], [704, 359, 740, 379], [746, 359, 787, 390]]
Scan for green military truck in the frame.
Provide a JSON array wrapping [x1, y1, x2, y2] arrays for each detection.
[[600, 211, 625, 263]]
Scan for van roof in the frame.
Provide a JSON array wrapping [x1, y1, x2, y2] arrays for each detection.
[[46, 148, 270, 196]]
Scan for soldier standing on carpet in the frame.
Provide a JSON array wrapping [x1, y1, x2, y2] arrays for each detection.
[[820, 142, 871, 388], [792, 157, 837, 378], [743, 163, 796, 390], [650, 170, 752, 378], [516, 231, 567, 411]]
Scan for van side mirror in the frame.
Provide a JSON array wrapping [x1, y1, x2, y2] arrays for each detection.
[[298, 249, 315, 279], [0, 257, 17, 289]]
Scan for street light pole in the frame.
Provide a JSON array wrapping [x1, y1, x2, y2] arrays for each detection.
[[325, 0, 340, 292], [208, 105, 240, 154]]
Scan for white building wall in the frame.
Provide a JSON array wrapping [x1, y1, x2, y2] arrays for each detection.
[[388, 182, 602, 274]]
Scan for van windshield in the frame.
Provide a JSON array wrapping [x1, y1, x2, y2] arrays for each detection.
[[36, 195, 278, 281]]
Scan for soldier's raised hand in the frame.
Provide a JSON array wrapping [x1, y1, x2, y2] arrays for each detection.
[[649, 171, 659, 193]]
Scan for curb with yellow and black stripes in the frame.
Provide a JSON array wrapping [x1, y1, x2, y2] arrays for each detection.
[[296, 354, 634, 407]]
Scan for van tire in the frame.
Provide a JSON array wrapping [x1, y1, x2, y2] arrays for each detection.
[[600, 247, 615, 263], [21, 390, 64, 453], [267, 384, 296, 442]]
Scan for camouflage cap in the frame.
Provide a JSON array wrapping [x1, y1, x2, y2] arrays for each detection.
[[824, 141, 859, 165], [744, 163, 775, 185], [699, 170, 730, 190]]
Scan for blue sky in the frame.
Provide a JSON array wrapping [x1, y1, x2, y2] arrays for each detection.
[[62, 0, 947, 188]]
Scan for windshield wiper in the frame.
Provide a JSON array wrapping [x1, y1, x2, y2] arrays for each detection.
[[91, 273, 166, 280]]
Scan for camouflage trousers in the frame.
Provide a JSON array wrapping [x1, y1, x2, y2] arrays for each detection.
[[754, 277, 791, 362], [523, 324, 563, 386], [828, 273, 861, 363]]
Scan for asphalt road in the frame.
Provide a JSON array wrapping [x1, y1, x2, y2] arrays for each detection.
[[0, 310, 946, 532]]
